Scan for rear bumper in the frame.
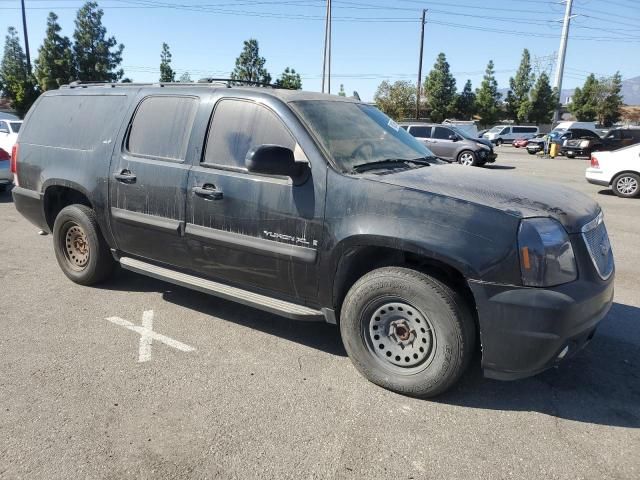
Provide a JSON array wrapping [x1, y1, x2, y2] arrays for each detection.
[[585, 168, 610, 187], [0, 164, 13, 183], [12, 186, 48, 231], [469, 272, 614, 381]]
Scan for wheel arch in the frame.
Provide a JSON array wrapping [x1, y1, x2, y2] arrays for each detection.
[[610, 170, 640, 186], [43, 181, 94, 231]]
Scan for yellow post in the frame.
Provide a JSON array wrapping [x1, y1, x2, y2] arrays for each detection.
[[550, 142, 558, 158]]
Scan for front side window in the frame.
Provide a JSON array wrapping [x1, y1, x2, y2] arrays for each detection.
[[204, 99, 296, 168], [433, 127, 454, 140], [9, 122, 21, 133], [291, 101, 439, 172], [127, 96, 198, 161]]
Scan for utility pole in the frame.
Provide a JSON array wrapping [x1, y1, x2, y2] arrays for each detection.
[[416, 9, 427, 120], [553, 0, 574, 123], [321, 0, 332, 94], [21, 0, 31, 71]]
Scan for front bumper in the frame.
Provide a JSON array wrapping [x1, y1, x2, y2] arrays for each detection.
[[469, 237, 614, 380], [478, 150, 497, 163], [585, 168, 610, 187], [562, 147, 589, 157]]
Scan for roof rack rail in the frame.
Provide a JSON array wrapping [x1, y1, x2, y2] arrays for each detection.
[[61, 78, 293, 90]]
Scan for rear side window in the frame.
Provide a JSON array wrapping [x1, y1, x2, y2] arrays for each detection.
[[18, 94, 128, 150], [408, 126, 432, 138], [203, 99, 295, 169], [127, 96, 198, 161]]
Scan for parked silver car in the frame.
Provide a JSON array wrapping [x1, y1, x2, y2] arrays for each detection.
[[400, 123, 497, 166]]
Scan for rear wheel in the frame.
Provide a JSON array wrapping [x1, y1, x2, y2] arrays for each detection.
[[612, 173, 640, 198], [340, 267, 475, 398], [457, 150, 477, 166], [527, 149, 537, 155], [53, 204, 115, 285]]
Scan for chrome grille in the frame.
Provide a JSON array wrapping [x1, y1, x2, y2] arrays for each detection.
[[581, 212, 614, 280]]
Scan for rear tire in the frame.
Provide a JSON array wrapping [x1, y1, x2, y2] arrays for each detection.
[[612, 172, 640, 198], [527, 150, 537, 155], [340, 267, 475, 398], [567, 154, 576, 159], [53, 204, 115, 285]]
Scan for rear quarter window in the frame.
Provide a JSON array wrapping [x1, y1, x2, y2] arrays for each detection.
[[19, 94, 128, 150]]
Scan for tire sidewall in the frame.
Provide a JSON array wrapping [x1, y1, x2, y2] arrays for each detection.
[[53, 206, 104, 284], [458, 150, 477, 166], [340, 271, 468, 397]]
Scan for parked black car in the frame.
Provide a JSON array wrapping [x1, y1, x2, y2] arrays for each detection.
[[12, 83, 614, 397], [563, 127, 640, 158], [527, 128, 601, 156]]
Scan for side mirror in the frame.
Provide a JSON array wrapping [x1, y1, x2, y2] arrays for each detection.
[[448, 134, 459, 142], [245, 144, 307, 181]]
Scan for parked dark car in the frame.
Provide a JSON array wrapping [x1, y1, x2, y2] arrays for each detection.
[[563, 127, 640, 158], [401, 122, 497, 166], [12, 83, 614, 397], [527, 128, 601, 156]]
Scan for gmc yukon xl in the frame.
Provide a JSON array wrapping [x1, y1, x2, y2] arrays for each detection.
[[11, 83, 615, 397]]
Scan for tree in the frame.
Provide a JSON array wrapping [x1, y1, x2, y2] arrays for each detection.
[[0, 27, 39, 117], [34, 12, 75, 91], [569, 74, 599, 121], [159, 42, 174, 82], [505, 49, 534, 123], [528, 72, 557, 125], [338, 84, 346, 97], [453, 79, 476, 120], [178, 71, 191, 83], [231, 39, 271, 85], [374, 80, 416, 121], [475, 60, 502, 126], [73, 1, 124, 82], [274, 67, 301, 89], [423, 52, 456, 123], [596, 72, 623, 126]]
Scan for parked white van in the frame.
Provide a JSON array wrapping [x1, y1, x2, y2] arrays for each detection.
[[483, 125, 539, 145]]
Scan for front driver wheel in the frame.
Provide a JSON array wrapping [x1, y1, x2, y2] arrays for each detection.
[[458, 150, 477, 166], [340, 267, 475, 398], [612, 172, 640, 198]]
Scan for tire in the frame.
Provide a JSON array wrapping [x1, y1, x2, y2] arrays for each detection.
[[52, 204, 115, 285], [457, 150, 478, 166], [495, 139, 503, 146], [566, 154, 576, 159], [527, 150, 537, 155], [612, 172, 640, 198], [340, 267, 475, 398]]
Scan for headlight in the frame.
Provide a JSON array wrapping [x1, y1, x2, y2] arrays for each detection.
[[518, 218, 577, 287], [580, 140, 590, 148], [476, 142, 489, 149]]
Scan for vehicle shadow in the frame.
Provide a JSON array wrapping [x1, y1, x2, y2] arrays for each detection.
[[100, 268, 347, 357], [440, 302, 640, 428], [597, 189, 615, 196], [483, 165, 516, 170], [101, 270, 639, 427]]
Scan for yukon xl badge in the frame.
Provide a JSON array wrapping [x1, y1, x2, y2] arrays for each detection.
[[263, 231, 318, 248]]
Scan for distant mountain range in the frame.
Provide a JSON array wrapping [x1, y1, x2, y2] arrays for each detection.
[[499, 75, 640, 106]]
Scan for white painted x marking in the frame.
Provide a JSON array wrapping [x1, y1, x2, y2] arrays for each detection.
[[106, 310, 195, 362]]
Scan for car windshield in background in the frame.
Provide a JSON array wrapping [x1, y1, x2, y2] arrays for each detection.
[[291, 101, 440, 172], [9, 122, 21, 133], [488, 126, 503, 132]]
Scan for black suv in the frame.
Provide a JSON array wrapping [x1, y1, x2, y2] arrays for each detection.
[[11, 83, 614, 397], [563, 127, 640, 158]]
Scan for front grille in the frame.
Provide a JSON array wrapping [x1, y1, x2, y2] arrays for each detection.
[[581, 212, 614, 280]]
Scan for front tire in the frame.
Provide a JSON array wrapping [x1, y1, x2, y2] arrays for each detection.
[[53, 204, 115, 285], [340, 267, 475, 398], [457, 150, 477, 166], [612, 172, 640, 198], [495, 139, 503, 146]]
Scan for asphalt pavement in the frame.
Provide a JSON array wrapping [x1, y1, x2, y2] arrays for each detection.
[[1, 147, 638, 479]]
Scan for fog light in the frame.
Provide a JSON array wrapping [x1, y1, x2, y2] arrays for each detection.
[[557, 345, 569, 360]]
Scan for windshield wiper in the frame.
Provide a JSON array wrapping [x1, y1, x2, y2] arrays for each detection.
[[350, 157, 433, 173]]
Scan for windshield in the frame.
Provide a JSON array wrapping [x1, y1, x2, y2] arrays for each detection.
[[291, 101, 440, 172], [488, 126, 504, 133], [9, 122, 21, 133]]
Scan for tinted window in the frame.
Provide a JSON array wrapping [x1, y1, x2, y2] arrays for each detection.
[[204, 99, 295, 168], [19, 94, 129, 150], [574, 129, 599, 138], [127, 96, 198, 161], [433, 127, 454, 140], [0, 121, 7, 132], [9, 122, 21, 133], [408, 126, 432, 138], [500, 127, 510, 135], [513, 126, 537, 133]]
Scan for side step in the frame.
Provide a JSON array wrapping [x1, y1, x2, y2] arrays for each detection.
[[119, 257, 326, 322]]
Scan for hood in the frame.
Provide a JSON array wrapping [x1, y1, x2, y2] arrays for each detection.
[[475, 137, 494, 149], [366, 164, 599, 234]]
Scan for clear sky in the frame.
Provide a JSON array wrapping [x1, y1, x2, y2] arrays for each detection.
[[1, 0, 638, 101]]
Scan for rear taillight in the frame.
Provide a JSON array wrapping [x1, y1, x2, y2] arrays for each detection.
[[590, 154, 599, 168], [10, 143, 18, 173]]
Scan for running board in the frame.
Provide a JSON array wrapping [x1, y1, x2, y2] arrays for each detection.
[[119, 256, 326, 322]]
